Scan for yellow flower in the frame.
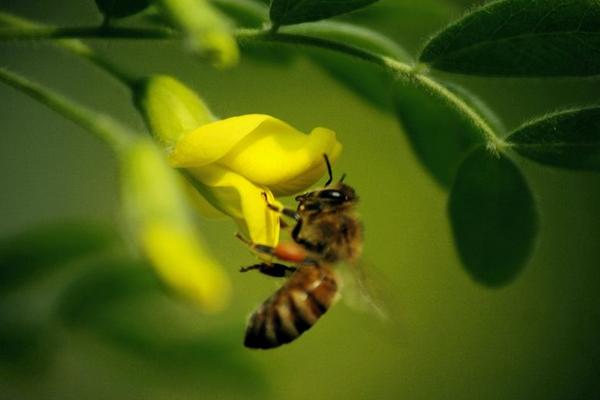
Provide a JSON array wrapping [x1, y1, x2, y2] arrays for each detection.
[[135, 75, 342, 247], [172, 114, 342, 245]]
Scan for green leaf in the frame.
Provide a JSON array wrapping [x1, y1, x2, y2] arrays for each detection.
[[507, 106, 600, 171], [339, 0, 460, 53], [95, 0, 151, 19], [86, 321, 266, 390], [57, 261, 266, 392], [211, 0, 268, 28], [286, 21, 410, 110], [420, 0, 600, 77], [448, 146, 539, 287], [270, 0, 380, 27], [0, 222, 118, 291], [0, 316, 53, 374], [393, 80, 492, 188]]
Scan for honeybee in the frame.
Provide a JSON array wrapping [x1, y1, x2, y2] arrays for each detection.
[[237, 155, 362, 349]]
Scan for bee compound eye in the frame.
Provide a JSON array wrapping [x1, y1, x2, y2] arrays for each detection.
[[318, 190, 344, 200]]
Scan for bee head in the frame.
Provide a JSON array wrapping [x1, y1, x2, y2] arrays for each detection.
[[294, 154, 358, 211], [295, 182, 358, 211]]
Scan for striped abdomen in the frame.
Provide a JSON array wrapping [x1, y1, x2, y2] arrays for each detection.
[[244, 264, 338, 349]]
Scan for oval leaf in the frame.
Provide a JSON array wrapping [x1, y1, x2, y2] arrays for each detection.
[[507, 106, 600, 171], [270, 0, 380, 27], [393, 80, 492, 188], [420, 0, 600, 77], [0, 222, 118, 291], [448, 146, 539, 287], [95, 0, 150, 19]]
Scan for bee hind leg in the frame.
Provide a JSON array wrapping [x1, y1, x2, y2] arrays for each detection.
[[240, 263, 296, 277], [235, 232, 311, 265]]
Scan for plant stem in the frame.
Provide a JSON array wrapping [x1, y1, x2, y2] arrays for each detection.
[[0, 67, 136, 154], [0, 25, 174, 40], [60, 39, 138, 86], [0, 18, 502, 146], [0, 12, 138, 86]]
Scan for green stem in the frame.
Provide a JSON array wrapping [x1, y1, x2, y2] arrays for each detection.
[[0, 18, 502, 147], [414, 74, 502, 148], [59, 39, 137, 86], [0, 25, 174, 40], [0, 67, 136, 154], [0, 12, 137, 86]]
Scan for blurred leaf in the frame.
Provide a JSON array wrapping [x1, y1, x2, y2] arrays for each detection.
[[420, 0, 600, 77], [58, 259, 162, 326], [393, 80, 491, 188], [286, 20, 410, 59], [285, 20, 410, 110], [270, 0, 380, 27], [443, 82, 506, 136], [88, 321, 266, 391], [339, 0, 460, 53], [507, 107, 600, 171], [448, 146, 539, 287], [0, 315, 54, 374], [212, 0, 267, 28], [0, 221, 118, 292], [57, 260, 265, 391], [95, 0, 150, 19]]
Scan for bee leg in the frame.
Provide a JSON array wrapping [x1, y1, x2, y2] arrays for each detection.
[[261, 192, 300, 221], [240, 263, 296, 277], [235, 232, 279, 258], [235, 233, 309, 264]]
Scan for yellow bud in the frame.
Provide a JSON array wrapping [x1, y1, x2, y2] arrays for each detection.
[[134, 75, 216, 148], [155, 0, 240, 68], [120, 139, 231, 312]]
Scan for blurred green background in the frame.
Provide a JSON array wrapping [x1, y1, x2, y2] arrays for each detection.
[[1, 0, 600, 399]]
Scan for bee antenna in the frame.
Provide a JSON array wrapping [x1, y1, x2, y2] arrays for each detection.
[[339, 173, 347, 183], [323, 154, 333, 186]]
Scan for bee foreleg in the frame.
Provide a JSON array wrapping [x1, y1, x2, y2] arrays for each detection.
[[261, 192, 300, 221], [240, 263, 296, 277]]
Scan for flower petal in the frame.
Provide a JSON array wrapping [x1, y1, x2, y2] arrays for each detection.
[[170, 114, 343, 196], [170, 114, 296, 167], [186, 164, 281, 246], [221, 126, 343, 196]]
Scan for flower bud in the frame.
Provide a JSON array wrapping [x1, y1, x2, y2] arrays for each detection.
[[155, 0, 239, 68], [134, 75, 216, 148], [120, 139, 231, 312]]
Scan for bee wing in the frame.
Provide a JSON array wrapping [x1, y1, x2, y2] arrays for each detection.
[[338, 260, 393, 322]]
